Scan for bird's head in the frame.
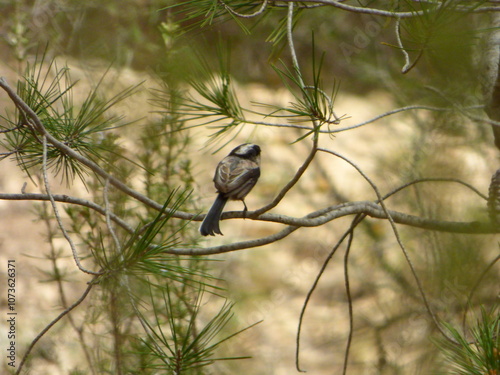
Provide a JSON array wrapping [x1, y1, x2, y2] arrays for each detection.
[[229, 143, 261, 163]]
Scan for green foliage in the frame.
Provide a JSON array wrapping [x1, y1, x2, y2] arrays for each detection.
[[1, 1, 499, 374], [136, 286, 256, 373], [96, 190, 218, 292], [156, 44, 247, 149], [0, 54, 141, 186], [166, 0, 256, 34], [0, 41, 254, 372], [437, 307, 500, 374], [269, 51, 342, 130]]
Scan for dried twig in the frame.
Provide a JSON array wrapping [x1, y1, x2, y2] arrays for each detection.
[[318, 147, 459, 344], [221, 0, 268, 18], [104, 178, 121, 251], [0, 192, 134, 232], [42, 135, 101, 275], [16, 279, 97, 375]]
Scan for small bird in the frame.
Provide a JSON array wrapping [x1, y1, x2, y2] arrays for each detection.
[[200, 143, 261, 236]]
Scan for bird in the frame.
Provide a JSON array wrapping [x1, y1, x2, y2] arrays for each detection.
[[200, 143, 261, 236]]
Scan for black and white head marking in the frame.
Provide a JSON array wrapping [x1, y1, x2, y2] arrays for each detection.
[[229, 143, 261, 159]]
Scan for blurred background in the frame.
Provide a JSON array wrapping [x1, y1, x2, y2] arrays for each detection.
[[0, 1, 498, 374]]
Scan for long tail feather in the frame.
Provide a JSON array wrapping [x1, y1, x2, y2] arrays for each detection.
[[200, 194, 228, 236]]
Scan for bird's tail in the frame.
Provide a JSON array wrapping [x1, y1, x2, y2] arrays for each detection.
[[200, 193, 228, 236]]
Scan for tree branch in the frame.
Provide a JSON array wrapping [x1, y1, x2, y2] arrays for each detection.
[[252, 138, 318, 216], [0, 77, 193, 220], [0, 192, 134, 233], [16, 278, 97, 375], [42, 135, 101, 275], [278, 0, 500, 17], [166, 202, 493, 256]]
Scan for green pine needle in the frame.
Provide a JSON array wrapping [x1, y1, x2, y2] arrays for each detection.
[[1, 53, 142, 187], [137, 285, 258, 372], [437, 307, 499, 374]]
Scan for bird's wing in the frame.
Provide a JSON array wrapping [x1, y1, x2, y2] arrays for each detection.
[[214, 156, 260, 196]]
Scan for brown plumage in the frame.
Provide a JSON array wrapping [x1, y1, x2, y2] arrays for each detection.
[[200, 144, 261, 236]]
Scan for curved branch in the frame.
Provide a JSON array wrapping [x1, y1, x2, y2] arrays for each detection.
[[341, 222, 357, 375], [395, 18, 412, 73], [1, 180, 490, 261], [166, 225, 300, 255], [279, 0, 431, 18], [247, 105, 453, 134], [331, 105, 452, 133], [382, 177, 488, 201], [235, 201, 490, 232], [296, 175, 490, 370], [462, 253, 500, 332], [166, 203, 494, 256], [295, 214, 363, 372], [221, 0, 268, 18], [318, 147, 460, 344], [3, 190, 491, 258], [287, 2, 305, 86]]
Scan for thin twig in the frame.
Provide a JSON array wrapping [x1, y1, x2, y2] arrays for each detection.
[[424, 85, 497, 129], [0, 123, 24, 133], [42, 135, 101, 275], [395, 18, 412, 73], [0, 192, 134, 233], [16, 279, 97, 375], [342, 224, 357, 375], [252, 138, 318, 216], [287, 2, 305, 87], [383, 177, 488, 201], [295, 175, 486, 371], [295, 174, 488, 369], [330, 105, 451, 133], [246, 105, 453, 134], [221, 0, 268, 18], [318, 147, 458, 344], [0, 150, 18, 157], [295, 214, 363, 372], [461, 253, 500, 333], [281, 0, 423, 17], [278, 0, 497, 18], [104, 178, 122, 251], [38, 198, 97, 375]]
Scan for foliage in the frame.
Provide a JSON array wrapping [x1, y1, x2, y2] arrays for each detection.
[[438, 308, 500, 375], [0, 53, 141, 186], [0, 1, 499, 375]]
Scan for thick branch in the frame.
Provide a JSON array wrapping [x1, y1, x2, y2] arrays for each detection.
[[252, 201, 489, 233], [167, 201, 494, 256]]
